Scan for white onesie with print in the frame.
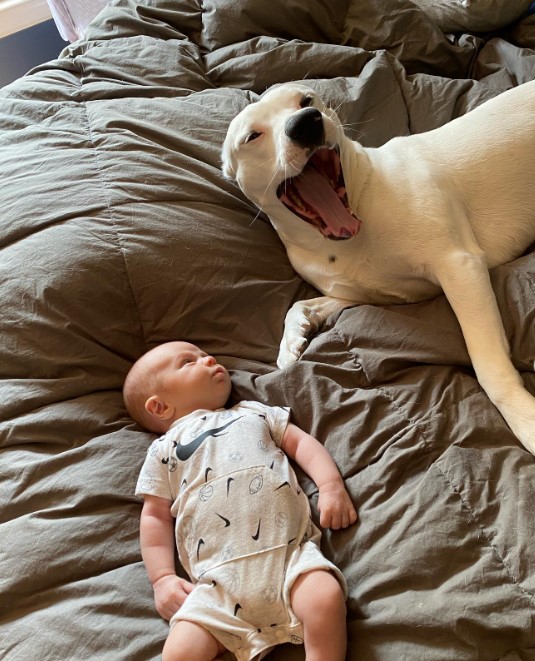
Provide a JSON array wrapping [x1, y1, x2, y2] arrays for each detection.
[[135, 401, 347, 661]]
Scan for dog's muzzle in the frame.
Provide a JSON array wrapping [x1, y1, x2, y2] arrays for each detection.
[[285, 107, 325, 149]]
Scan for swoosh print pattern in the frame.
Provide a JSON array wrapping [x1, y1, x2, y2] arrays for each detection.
[[175, 416, 244, 461]]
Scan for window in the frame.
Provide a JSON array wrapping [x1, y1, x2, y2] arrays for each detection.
[[0, 0, 52, 38]]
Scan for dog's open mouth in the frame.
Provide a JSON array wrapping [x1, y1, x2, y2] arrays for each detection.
[[276, 147, 361, 240]]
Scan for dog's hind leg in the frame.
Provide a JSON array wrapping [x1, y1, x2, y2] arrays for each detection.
[[434, 250, 535, 455], [277, 296, 354, 369]]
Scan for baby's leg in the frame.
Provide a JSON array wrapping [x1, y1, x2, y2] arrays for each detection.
[[162, 619, 226, 661], [290, 569, 347, 661]]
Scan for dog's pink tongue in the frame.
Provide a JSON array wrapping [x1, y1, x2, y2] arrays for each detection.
[[294, 167, 361, 238]]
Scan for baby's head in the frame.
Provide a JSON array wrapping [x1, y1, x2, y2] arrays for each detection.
[[123, 341, 232, 433]]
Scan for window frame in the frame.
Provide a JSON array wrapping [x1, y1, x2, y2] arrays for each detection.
[[0, 0, 52, 38]]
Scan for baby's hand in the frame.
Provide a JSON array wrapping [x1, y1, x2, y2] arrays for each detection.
[[317, 481, 357, 530], [153, 575, 195, 621]]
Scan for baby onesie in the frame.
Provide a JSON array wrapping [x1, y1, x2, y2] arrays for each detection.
[[136, 401, 346, 660]]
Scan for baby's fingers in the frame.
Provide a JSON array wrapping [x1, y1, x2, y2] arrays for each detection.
[[325, 505, 357, 530], [179, 579, 195, 597], [327, 512, 341, 530], [346, 504, 358, 527]]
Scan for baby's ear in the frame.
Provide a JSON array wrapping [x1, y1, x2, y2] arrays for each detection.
[[145, 396, 172, 420]]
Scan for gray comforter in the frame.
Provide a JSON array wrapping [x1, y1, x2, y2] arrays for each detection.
[[2, 0, 535, 658]]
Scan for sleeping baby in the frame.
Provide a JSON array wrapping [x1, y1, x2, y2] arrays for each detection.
[[124, 340, 356, 661]]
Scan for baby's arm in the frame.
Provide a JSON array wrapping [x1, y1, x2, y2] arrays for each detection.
[[140, 495, 195, 621], [281, 423, 357, 530]]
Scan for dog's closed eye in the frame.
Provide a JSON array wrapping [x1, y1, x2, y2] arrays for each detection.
[[245, 131, 262, 144], [300, 95, 314, 108]]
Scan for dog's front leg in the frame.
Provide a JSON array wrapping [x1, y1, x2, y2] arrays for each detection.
[[277, 296, 354, 369], [434, 250, 535, 455]]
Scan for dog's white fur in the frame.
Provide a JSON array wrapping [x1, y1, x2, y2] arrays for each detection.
[[222, 82, 535, 454]]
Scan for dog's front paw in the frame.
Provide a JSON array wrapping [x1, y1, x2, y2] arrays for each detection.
[[277, 334, 308, 368], [493, 384, 535, 456], [276, 302, 314, 369]]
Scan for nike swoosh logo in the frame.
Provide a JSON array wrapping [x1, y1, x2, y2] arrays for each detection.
[[252, 519, 261, 541], [175, 416, 244, 461], [216, 513, 230, 527]]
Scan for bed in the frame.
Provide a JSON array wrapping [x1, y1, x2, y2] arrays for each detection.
[[2, 0, 535, 658]]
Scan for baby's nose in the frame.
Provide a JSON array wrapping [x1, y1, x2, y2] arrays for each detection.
[[202, 355, 216, 366]]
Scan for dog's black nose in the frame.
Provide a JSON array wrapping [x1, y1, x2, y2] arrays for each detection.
[[285, 107, 324, 149]]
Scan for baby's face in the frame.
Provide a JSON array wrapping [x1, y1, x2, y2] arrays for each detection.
[[149, 342, 232, 420]]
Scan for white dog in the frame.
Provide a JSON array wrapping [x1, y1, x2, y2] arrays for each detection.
[[222, 82, 535, 454]]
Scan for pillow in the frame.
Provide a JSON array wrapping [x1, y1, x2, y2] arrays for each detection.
[[411, 0, 533, 32], [200, 0, 350, 51]]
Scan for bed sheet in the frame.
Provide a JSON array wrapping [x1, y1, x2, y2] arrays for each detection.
[[1, 0, 535, 658]]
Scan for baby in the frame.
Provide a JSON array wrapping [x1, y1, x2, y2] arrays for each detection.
[[124, 341, 357, 661]]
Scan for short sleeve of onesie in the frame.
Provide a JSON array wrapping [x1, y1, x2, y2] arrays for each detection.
[[135, 438, 173, 500], [237, 401, 290, 448]]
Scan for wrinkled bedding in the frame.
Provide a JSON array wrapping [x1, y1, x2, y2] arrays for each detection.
[[2, 0, 535, 659]]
